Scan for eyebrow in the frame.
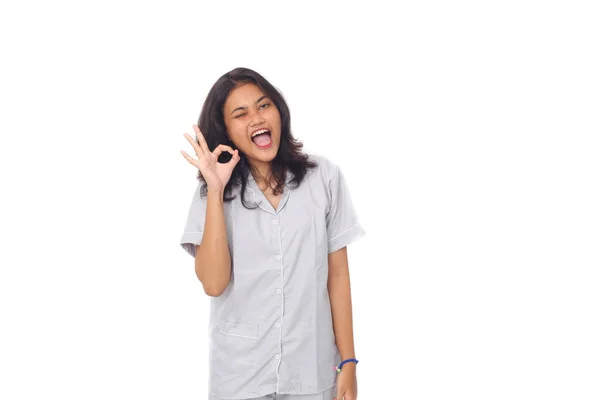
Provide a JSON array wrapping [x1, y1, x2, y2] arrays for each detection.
[[230, 95, 269, 115]]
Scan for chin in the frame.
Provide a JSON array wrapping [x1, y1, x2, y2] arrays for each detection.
[[253, 150, 278, 163]]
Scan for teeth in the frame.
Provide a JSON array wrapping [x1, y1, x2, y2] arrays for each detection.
[[252, 129, 269, 137]]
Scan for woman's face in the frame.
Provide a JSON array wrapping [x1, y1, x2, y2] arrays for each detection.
[[223, 83, 281, 168]]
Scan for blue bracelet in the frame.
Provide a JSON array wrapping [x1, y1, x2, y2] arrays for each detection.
[[334, 358, 359, 373]]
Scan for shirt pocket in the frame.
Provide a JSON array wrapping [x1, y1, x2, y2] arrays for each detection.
[[219, 321, 259, 339]]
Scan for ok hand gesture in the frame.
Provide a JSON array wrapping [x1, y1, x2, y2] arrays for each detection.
[[180, 125, 240, 192]]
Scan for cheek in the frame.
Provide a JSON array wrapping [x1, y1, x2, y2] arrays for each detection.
[[269, 110, 282, 130], [227, 123, 246, 140], [230, 134, 249, 149]]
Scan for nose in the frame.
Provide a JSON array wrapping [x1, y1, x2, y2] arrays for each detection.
[[249, 111, 265, 127]]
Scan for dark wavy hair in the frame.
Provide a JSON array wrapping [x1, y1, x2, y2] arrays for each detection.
[[195, 67, 317, 208]]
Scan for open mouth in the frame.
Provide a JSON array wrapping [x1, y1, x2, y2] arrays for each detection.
[[251, 128, 272, 149]]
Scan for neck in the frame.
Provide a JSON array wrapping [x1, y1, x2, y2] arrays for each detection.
[[249, 161, 272, 183]]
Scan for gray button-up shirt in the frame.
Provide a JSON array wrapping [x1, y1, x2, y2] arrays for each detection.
[[180, 154, 365, 400]]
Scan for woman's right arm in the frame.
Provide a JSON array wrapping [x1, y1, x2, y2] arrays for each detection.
[[181, 124, 240, 297], [195, 188, 231, 297]]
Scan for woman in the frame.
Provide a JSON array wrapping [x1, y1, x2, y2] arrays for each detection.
[[179, 67, 365, 400]]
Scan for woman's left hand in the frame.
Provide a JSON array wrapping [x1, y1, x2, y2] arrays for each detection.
[[334, 364, 357, 400]]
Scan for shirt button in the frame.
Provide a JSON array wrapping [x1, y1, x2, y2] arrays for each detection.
[[275, 354, 280, 359], [276, 322, 281, 328], [276, 255, 281, 260], [272, 220, 278, 224], [276, 289, 282, 294]]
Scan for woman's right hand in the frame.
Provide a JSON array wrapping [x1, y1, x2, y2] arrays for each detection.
[[180, 124, 240, 192]]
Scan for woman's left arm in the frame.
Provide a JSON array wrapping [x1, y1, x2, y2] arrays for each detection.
[[328, 246, 358, 400]]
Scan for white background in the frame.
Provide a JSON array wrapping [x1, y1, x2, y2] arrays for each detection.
[[1, 1, 599, 399]]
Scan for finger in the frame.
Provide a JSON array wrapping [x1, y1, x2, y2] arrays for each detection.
[[193, 124, 210, 154], [334, 387, 344, 400], [212, 144, 236, 157], [180, 150, 199, 167], [183, 133, 204, 156], [342, 390, 355, 400], [227, 149, 240, 164]]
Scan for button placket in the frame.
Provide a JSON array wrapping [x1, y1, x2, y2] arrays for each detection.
[[272, 214, 285, 375]]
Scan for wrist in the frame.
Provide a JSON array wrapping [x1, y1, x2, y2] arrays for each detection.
[[342, 363, 356, 371], [206, 188, 225, 199], [335, 357, 359, 373]]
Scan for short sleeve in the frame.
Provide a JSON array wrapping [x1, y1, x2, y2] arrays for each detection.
[[326, 163, 366, 253], [179, 182, 207, 258]]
